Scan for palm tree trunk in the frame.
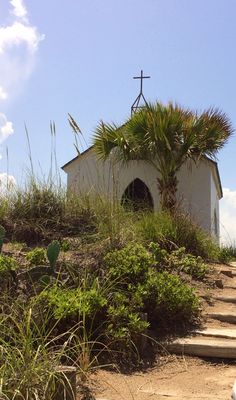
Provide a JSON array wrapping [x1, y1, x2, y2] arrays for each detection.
[[157, 174, 178, 212]]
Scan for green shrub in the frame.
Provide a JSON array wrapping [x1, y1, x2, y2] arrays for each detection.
[[105, 291, 149, 355], [0, 255, 18, 274], [149, 242, 168, 265], [104, 243, 200, 332], [107, 302, 149, 341], [149, 243, 209, 279], [137, 269, 200, 326], [170, 249, 209, 279], [104, 243, 154, 285], [44, 283, 107, 320], [26, 247, 47, 266]]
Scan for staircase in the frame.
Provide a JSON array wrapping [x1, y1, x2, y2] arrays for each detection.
[[168, 262, 236, 358]]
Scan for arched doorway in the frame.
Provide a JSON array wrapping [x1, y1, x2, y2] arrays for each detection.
[[121, 178, 154, 211]]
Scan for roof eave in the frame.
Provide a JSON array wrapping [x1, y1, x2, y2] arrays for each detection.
[[61, 146, 94, 171], [204, 156, 223, 199]]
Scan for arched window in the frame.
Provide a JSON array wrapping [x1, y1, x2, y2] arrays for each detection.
[[121, 178, 154, 211]]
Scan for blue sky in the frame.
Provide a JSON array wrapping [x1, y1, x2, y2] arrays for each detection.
[[0, 0, 236, 242]]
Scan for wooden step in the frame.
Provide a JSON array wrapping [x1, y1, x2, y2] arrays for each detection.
[[207, 312, 236, 323], [214, 295, 236, 304], [168, 336, 236, 358], [195, 328, 236, 339], [230, 262, 236, 268], [220, 269, 234, 278], [224, 285, 236, 289]]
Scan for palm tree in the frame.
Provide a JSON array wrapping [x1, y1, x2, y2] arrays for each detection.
[[93, 102, 233, 211]]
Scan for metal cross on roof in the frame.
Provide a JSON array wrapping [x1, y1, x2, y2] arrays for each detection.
[[131, 70, 150, 115]]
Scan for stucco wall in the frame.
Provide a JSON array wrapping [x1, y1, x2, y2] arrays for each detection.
[[176, 159, 212, 233], [64, 149, 219, 237], [210, 170, 220, 240], [65, 151, 116, 197]]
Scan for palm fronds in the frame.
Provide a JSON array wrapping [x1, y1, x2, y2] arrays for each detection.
[[93, 101, 233, 211]]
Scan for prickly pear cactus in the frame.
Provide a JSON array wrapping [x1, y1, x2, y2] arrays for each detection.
[[0, 225, 6, 253], [47, 240, 60, 271]]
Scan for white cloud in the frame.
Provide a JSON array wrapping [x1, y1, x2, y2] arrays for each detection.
[[0, 86, 7, 100], [10, 0, 27, 20], [0, 172, 16, 195], [0, 1, 44, 154], [0, 113, 14, 143], [0, 22, 43, 54], [0, 1, 44, 102], [220, 187, 236, 245]]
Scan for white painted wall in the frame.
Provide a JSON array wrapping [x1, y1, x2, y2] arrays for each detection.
[[210, 170, 220, 240], [176, 159, 212, 233], [63, 149, 220, 238]]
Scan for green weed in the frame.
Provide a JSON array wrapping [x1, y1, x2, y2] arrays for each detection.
[[26, 247, 47, 266], [61, 239, 70, 252], [0, 255, 18, 274]]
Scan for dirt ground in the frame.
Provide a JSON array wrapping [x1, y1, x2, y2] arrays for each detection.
[[89, 356, 236, 400]]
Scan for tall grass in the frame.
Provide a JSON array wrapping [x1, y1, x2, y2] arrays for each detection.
[[135, 211, 219, 260], [218, 243, 236, 263], [0, 279, 115, 399], [0, 243, 132, 397], [0, 177, 137, 247], [0, 179, 65, 243], [0, 178, 220, 260], [0, 294, 78, 399]]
